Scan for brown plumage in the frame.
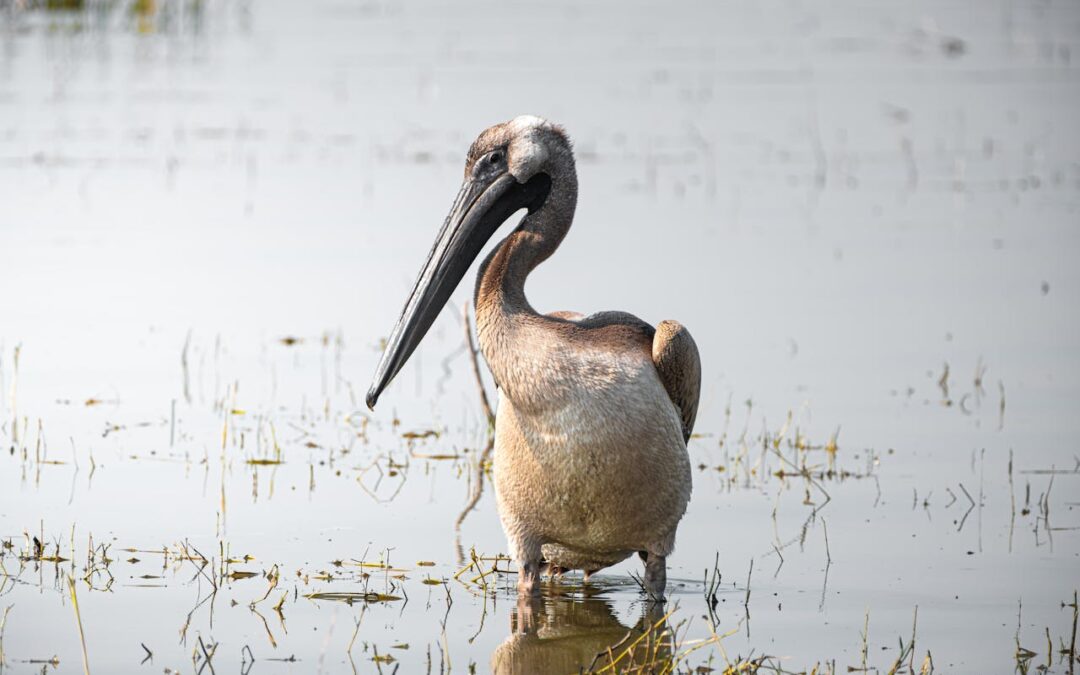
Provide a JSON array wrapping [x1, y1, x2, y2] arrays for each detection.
[[652, 320, 701, 443], [366, 115, 701, 602]]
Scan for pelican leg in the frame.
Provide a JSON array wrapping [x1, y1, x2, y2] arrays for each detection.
[[518, 559, 542, 596], [511, 537, 543, 596], [642, 551, 667, 602]]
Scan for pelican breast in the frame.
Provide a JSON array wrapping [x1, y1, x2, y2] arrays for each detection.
[[489, 315, 693, 567]]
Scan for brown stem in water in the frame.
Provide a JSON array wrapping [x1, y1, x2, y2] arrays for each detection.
[[455, 437, 494, 533], [455, 304, 497, 532], [463, 303, 495, 429]]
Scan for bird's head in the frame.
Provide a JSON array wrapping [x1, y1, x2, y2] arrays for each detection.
[[366, 116, 573, 409], [464, 115, 574, 187]]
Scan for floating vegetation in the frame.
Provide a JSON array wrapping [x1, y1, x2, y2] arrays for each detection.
[[401, 429, 440, 440], [305, 592, 403, 604], [245, 458, 284, 466]]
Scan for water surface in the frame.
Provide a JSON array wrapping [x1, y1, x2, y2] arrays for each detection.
[[1, 1, 1079, 672]]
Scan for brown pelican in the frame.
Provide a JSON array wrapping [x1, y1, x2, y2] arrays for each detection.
[[367, 116, 700, 601]]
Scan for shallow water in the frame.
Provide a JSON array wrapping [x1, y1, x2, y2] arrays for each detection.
[[1, 0, 1079, 673]]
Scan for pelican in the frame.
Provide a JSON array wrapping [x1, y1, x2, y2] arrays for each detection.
[[367, 116, 700, 601]]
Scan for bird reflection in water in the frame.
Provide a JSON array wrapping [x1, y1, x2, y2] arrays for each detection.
[[491, 589, 672, 674]]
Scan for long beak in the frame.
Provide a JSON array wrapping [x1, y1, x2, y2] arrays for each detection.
[[366, 171, 550, 409]]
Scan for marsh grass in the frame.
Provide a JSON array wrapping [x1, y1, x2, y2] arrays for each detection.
[[66, 574, 90, 675]]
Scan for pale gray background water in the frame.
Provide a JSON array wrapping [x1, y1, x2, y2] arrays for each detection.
[[1, 0, 1078, 673]]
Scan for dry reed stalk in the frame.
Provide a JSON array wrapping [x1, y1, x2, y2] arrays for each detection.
[[66, 574, 90, 675]]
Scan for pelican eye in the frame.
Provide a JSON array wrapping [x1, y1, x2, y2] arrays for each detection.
[[489, 150, 503, 165]]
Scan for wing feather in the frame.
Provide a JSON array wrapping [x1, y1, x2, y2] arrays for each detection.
[[651, 321, 701, 442]]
